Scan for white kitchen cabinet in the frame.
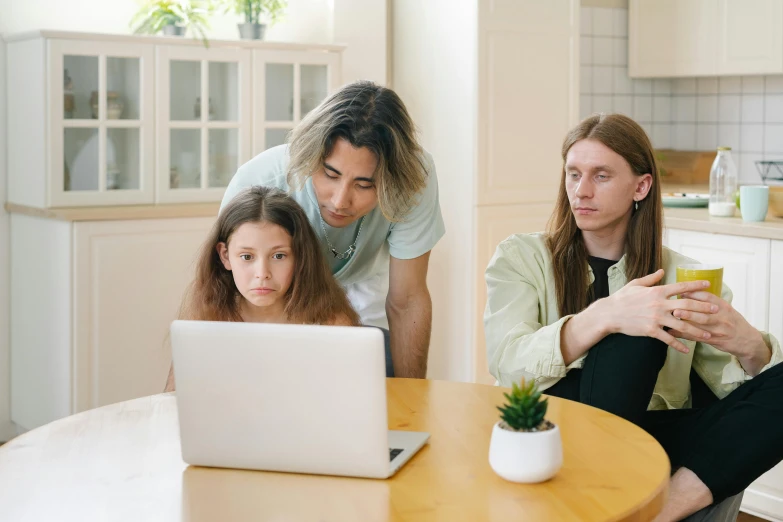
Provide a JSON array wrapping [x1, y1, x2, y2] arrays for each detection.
[[629, 0, 783, 77], [155, 45, 252, 204], [629, 0, 718, 78], [474, 203, 555, 384], [4, 31, 343, 207], [664, 228, 770, 332], [10, 213, 215, 430], [664, 230, 783, 520], [719, 0, 783, 75], [745, 239, 783, 521]]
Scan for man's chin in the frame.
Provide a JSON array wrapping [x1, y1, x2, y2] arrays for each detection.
[[321, 212, 356, 228]]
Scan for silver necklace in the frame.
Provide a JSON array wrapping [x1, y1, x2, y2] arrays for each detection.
[[319, 216, 365, 260]]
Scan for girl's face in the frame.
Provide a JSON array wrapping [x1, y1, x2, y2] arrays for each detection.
[[217, 221, 295, 314]]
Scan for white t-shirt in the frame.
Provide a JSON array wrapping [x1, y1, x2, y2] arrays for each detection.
[[219, 145, 446, 327]]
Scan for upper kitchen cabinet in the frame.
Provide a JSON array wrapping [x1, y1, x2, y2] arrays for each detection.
[[7, 36, 156, 208], [155, 45, 251, 204], [252, 50, 341, 156], [629, 0, 783, 78], [4, 31, 344, 208]]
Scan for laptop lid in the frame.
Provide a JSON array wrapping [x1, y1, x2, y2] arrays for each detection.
[[170, 320, 391, 478]]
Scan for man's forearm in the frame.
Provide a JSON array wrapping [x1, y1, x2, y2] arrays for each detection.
[[386, 292, 432, 378]]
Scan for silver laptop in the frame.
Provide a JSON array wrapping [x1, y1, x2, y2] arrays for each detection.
[[170, 320, 430, 479]]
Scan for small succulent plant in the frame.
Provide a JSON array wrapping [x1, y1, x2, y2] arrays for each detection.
[[497, 378, 550, 432]]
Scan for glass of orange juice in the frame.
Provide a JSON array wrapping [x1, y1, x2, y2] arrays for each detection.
[[675, 264, 723, 297]]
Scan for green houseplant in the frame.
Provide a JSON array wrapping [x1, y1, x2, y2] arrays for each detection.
[[488, 378, 562, 483], [130, 0, 214, 47], [224, 0, 288, 40]]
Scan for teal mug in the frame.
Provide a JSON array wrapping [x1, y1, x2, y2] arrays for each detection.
[[740, 185, 769, 222]]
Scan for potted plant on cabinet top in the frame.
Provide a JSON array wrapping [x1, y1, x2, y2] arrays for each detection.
[[224, 0, 288, 40], [489, 378, 563, 483], [130, 0, 214, 47]]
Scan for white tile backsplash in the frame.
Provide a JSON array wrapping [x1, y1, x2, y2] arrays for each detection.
[[765, 95, 783, 123], [697, 124, 718, 150], [697, 96, 719, 122], [740, 124, 764, 152], [718, 95, 741, 123], [613, 38, 627, 67], [613, 95, 633, 117], [613, 67, 633, 94], [633, 79, 653, 95], [653, 97, 671, 123], [633, 95, 652, 122], [697, 78, 719, 95], [613, 9, 628, 37], [592, 8, 614, 36], [581, 8, 593, 36], [740, 153, 764, 182], [593, 37, 613, 66], [580, 95, 592, 119], [593, 95, 613, 114], [675, 124, 697, 150], [764, 124, 783, 153], [766, 76, 783, 94], [673, 78, 697, 95], [653, 79, 672, 95], [719, 77, 742, 94], [742, 95, 765, 123], [578, 6, 783, 163], [580, 37, 592, 66], [581, 66, 593, 95], [593, 66, 614, 94], [718, 124, 740, 151], [673, 96, 697, 123], [742, 76, 765, 94], [652, 124, 672, 148]]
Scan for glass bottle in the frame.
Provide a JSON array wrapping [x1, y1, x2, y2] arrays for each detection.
[[709, 146, 738, 217]]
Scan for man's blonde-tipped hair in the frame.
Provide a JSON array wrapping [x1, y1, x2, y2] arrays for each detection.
[[286, 80, 428, 222]]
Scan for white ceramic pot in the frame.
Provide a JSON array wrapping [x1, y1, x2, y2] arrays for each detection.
[[488, 421, 563, 483]]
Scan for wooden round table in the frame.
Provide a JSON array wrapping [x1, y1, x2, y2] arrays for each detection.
[[0, 379, 669, 521]]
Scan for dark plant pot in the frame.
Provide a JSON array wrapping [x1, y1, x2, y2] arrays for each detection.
[[238, 22, 266, 40], [162, 24, 186, 37]]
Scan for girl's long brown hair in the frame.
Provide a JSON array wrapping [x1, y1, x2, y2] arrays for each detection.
[[547, 114, 663, 317], [180, 186, 360, 326]]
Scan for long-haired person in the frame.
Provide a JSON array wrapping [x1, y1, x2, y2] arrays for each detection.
[[484, 114, 783, 521], [165, 186, 359, 392], [219, 80, 445, 379]]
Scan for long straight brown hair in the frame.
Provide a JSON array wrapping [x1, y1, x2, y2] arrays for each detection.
[[180, 186, 360, 325], [546, 114, 663, 317]]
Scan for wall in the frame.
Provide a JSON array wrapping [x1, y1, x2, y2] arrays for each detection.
[[0, 0, 333, 43], [0, 38, 12, 442], [392, 0, 476, 382], [580, 6, 783, 183], [333, 0, 390, 86]]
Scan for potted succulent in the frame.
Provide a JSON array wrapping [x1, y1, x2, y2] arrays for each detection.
[[224, 0, 288, 40], [130, 0, 214, 47], [488, 378, 562, 483]]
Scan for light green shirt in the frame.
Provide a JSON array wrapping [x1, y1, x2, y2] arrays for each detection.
[[220, 144, 446, 287], [484, 232, 783, 410]]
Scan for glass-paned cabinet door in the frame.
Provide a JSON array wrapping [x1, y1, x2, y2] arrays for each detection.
[[252, 50, 342, 156], [156, 46, 251, 203], [50, 40, 155, 206]]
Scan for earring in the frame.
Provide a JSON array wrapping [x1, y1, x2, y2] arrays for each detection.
[[635, 200, 639, 211]]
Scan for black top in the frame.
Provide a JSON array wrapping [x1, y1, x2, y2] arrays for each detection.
[[588, 256, 618, 303]]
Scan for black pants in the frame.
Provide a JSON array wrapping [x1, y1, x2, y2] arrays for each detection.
[[546, 334, 783, 503]]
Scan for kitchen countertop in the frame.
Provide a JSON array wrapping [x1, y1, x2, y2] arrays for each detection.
[[660, 182, 783, 240], [664, 207, 783, 241]]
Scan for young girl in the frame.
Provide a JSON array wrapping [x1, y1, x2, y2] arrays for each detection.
[[165, 186, 360, 391]]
